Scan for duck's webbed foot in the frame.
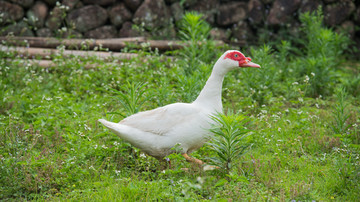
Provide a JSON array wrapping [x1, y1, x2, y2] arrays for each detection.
[[182, 153, 219, 171], [182, 153, 205, 165]]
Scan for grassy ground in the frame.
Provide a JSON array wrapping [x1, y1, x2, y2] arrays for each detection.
[[1, 12, 360, 201]]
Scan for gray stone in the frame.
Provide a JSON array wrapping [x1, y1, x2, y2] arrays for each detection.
[[9, 0, 34, 8], [118, 21, 142, 37], [248, 0, 264, 25], [267, 0, 301, 25], [60, 30, 82, 38], [189, 0, 218, 25], [210, 27, 228, 41], [43, 0, 57, 6], [62, 0, 80, 10], [124, 0, 143, 12], [355, 7, 360, 25], [1, 21, 34, 36], [85, 25, 117, 39], [182, 0, 198, 8], [67, 5, 108, 33], [0, 1, 24, 25], [36, 27, 53, 37], [217, 2, 247, 26], [83, 0, 116, 6], [231, 21, 253, 43], [324, 0, 355, 26], [46, 7, 65, 31], [133, 0, 171, 30], [261, 0, 274, 4], [27, 1, 48, 28], [337, 20, 355, 38], [299, 0, 323, 14], [108, 3, 132, 28], [170, 2, 183, 22], [323, 0, 336, 3]]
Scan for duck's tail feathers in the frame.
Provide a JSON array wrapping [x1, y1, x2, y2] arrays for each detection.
[[98, 119, 161, 151]]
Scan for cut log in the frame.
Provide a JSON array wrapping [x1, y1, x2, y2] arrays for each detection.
[[0, 36, 224, 51], [0, 45, 138, 60]]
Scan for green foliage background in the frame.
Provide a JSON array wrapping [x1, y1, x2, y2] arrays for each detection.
[[0, 11, 359, 201]]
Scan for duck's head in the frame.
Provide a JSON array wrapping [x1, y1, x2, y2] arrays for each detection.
[[220, 50, 261, 70]]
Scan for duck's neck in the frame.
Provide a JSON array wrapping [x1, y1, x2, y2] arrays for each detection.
[[193, 61, 227, 113]]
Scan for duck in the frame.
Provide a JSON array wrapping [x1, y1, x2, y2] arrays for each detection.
[[98, 50, 260, 166]]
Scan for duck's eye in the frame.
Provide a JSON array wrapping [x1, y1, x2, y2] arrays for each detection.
[[234, 54, 238, 58]]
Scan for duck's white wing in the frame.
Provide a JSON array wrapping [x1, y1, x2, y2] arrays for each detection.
[[119, 103, 201, 136]]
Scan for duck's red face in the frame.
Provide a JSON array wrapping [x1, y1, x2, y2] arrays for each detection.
[[224, 51, 261, 68]]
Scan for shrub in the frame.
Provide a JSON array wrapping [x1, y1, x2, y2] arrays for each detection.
[[208, 111, 252, 173]]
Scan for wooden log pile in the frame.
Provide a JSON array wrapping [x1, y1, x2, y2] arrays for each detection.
[[0, 36, 224, 68]]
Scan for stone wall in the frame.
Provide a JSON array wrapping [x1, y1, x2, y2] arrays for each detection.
[[1, 0, 359, 45]]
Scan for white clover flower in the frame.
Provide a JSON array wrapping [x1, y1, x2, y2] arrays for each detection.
[[84, 124, 91, 131], [304, 75, 310, 82]]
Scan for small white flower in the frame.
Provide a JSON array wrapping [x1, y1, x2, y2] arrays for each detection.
[[311, 72, 315, 77], [102, 145, 108, 149], [140, 153, 146, 158], [292, 82, 299, 85], [278, 127, 281, 132], [84, 124, 91, 131], [315, 103, 319, 108], [304, 75, 310, 82], [298, 97, 303, 102], [94, 145, 98, 149]]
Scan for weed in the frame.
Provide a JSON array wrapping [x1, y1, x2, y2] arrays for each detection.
[[208, 111, 252, 173], [298, 8, 350, 97], [177, 12, 217, 75], [331, 88, 350, 134], [109, 82, 152, 117]]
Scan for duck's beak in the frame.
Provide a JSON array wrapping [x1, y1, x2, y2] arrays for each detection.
[[240, 61, 261, 68]]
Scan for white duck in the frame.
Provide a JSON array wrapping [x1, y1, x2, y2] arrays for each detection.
[[99, 50, 260, 166]]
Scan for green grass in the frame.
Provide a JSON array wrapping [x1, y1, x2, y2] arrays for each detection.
[[1, 12, 360, 201]]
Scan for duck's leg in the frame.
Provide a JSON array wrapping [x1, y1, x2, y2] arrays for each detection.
[[182, 153, 205, 165]]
